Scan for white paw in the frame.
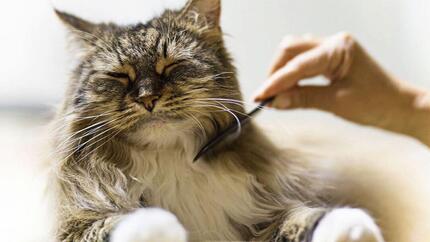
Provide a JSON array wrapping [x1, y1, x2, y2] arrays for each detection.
[[312, 208, 384, 242], [110, 208, 187, 242]]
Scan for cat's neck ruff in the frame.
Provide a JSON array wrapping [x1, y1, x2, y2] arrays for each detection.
[[125, 123, 276, 241], [127, 143, 271, 241]]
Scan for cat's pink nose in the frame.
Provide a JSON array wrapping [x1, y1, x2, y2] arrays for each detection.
[[137, 94, 159, 112]]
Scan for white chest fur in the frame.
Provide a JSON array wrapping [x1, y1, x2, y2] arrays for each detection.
[[129, 148, 270, 241]]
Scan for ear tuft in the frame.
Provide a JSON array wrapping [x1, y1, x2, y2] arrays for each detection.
[[181, 0, 221, 27], [54, 9, 96, 34]]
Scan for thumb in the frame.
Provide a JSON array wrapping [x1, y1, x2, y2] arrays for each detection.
[[272, 86, 337, 112]]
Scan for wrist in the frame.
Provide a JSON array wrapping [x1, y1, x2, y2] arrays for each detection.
[[336, 40, 430, 146], [404, 86, 430, 146], [386, 82, 430, 146]]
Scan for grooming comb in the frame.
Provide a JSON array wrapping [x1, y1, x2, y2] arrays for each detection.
[[193, 97, 275, 162]]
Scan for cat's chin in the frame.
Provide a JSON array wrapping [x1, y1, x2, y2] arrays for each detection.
[[127, 116, 197, 149], [132, 114, 182, 132], [144, 117, 170, 129]]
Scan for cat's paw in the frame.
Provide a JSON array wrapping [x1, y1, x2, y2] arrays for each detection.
[[110, 208, 187, 242], [312, 208, 384, 242]]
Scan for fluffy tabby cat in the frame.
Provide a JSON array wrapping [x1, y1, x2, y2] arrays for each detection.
[[51, 0, 384, 241]]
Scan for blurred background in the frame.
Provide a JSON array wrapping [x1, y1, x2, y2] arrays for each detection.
[[1, 0, 429, 106], [0, 0, 429, 241]]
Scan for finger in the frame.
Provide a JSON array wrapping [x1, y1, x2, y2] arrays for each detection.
[[269, 37, 320, 75], [271, 86, 337, 111], [255, 46, 331, 102]]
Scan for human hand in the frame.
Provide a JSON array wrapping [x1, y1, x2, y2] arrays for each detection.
[[255, 32, 430, 146]]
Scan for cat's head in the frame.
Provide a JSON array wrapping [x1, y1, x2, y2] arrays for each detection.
[[57, 0, 245, 149]]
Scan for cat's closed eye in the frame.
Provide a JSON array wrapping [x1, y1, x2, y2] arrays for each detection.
[[89, 72, 132, 94], [163, 61, 184, 76], [104, 72, 131, 86], [156, 59, 186, 78]]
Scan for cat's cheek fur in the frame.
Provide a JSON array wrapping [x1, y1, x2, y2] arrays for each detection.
[[110, 208, 187, 242], [312, 208, 384, 242]]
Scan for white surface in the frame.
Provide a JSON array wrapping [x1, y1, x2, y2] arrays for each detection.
[[0, 0, 429, 106], [0, 115, 52, 242]]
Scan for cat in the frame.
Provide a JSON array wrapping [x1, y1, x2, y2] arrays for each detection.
[[51, 0, 384, 241]]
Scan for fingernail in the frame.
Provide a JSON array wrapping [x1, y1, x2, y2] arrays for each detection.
[[253, 94, 263, 102]]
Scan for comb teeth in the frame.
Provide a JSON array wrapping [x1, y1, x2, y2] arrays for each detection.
[[193, 97, 275, 162]]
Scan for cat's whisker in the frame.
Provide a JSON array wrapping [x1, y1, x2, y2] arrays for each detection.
[[73, 126, 121, 164], [186, 88, 210, 94], [183, 112, 207, 140], [189, 102, 242, 134], [210, 71, 235, 80], [191, 101, 252, 118], [51, 110, 119, 135], [76, 112, 142, 163], [54, 111, 128, 153], [195, 99, 245, 109], [48, 120, 110, 159], [59, 114, 130, 160], [69, 124, 122, 164], [197, 98, 272, 111], [74, 111, 118, 121], [55, 119, 112, 152], [206, 100, 253, 118], [195, 97, 245, 104], [197, 97, 261, 106], [74, 110, 117, 121], [54, 101, 115, 119], [55, 124, 113, 159]]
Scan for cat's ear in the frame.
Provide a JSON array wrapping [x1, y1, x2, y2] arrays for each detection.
[[55, 10, 97, 34], [55, 10, 100, 47], [180, 0, 221, 27]]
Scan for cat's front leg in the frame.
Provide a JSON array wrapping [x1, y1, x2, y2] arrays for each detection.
[[274, 207, 384, 242], [55, 159, 187, 242], [110, 208, 187, 242], [268, 206, 326, 242]]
